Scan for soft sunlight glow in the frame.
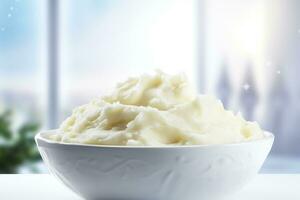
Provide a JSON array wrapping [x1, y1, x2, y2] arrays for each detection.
[[204, 0, 266, 94], [230, 5, 265, 60]]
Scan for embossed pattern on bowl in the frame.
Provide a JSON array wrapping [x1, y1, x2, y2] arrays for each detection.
[[36, 131, 274, 200]]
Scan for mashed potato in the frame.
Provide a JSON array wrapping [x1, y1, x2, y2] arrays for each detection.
[[48, 71, 265, 146]]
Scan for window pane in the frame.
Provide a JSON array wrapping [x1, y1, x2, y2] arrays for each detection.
[[205, 0, 300, 173], [60, 0, 197, 119], [0, 0, 46, 173]]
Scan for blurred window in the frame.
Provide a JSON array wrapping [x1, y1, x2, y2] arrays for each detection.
[[0, 0, 46, 173], [59, 0, 197, 121]]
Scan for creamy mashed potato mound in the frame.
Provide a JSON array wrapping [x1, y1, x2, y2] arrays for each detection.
[[48, 71, 265, 146]]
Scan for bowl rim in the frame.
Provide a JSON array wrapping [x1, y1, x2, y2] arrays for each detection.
[[35, 130, 274, 149]]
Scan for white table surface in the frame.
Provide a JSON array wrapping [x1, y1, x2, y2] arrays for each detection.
[[0, 174, 299, 200]]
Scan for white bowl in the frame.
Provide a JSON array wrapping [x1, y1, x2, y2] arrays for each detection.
[[35, 130, 274, 200]]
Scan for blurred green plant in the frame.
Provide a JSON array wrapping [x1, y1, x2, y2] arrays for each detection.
[[0, 110, 41, 173]]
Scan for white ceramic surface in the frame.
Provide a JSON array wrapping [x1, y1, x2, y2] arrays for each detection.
[[35, 131, 274, 200]]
